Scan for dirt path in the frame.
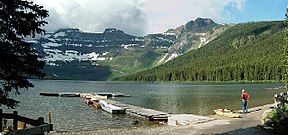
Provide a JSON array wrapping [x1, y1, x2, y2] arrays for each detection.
[[47, 104, 274, 135]]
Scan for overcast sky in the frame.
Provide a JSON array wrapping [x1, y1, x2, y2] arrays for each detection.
[[32, 0, 286, 36]]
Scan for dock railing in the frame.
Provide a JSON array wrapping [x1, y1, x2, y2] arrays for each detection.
[[0, 109, 53, 135], [274, 91, 288, 118]]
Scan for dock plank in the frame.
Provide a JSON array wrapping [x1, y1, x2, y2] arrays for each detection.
[[105, 100, 169, 121]]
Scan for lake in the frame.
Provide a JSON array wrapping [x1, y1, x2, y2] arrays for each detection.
[[1, 80, 286, 131]]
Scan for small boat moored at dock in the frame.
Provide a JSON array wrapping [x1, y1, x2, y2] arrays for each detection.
[[93, 101, 101, 108], [83, 94, 108, 104], [99, 100, 126, 114], [214, 109, 241, 118]]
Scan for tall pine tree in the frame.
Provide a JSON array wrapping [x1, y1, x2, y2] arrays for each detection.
[[0, 0, 48, 108], [285, 6, 288, 87]]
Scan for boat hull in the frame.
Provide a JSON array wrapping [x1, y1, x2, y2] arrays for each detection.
[[214, 109, 241, 118], [99, 100, 126, 114]]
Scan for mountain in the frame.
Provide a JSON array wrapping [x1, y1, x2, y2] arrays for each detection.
[[118, 21, 285, 82], [141, 18, 223, 65], [33, 28, 145, 80], [33, 18, 221, 80]]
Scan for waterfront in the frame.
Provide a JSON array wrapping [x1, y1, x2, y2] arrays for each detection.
[[1, 80, 286, 131]]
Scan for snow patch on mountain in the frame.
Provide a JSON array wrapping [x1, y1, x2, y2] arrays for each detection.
[[121, 44, 139, 49], [158, 53, 179, 64], [165, 53, 178, 63], [42, 42, 62, 48], [158, 53, 168, 64], [86, 52, 107, 61], [43, 48, 111, 66]]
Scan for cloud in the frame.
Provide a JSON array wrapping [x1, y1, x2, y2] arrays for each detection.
[[145, 0, 247, 33], [32, 0, 246, 36], [33, 0, 147, 36]]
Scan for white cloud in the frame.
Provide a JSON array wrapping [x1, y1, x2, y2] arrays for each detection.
[[145, 0, 247, 33], [32, 0, 246, 36], [33, 0, 147, 36]]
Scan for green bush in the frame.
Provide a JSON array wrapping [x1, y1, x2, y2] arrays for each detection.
[[266, 104, 288, 127]]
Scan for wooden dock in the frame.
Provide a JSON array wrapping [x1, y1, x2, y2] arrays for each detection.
[[97, 93, 131, 97], [105, 100, 169, 122]]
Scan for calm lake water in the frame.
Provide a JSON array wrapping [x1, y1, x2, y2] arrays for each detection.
[[1, 80, 286, 131]]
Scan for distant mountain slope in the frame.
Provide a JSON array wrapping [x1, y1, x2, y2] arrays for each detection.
[[119, 21, 285, 82], [157, 18, 224, 64], [32, 18, 221, 80]]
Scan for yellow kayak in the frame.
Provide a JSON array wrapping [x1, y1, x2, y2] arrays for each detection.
[[214, 109, 241, 118]]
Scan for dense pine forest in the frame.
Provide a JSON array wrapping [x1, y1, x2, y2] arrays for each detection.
[[118, 21, 285, 82]]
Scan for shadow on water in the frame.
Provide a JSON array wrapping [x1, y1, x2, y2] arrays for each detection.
[[218, 126, 274, 135], [44, 61, 112, 81]]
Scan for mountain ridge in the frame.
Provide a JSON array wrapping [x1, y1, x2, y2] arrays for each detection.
[[32, 18, 231, 80]]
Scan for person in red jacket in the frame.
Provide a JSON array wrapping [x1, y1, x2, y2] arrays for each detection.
[[241, 89, 250, 113]]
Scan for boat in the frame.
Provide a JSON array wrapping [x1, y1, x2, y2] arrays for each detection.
[[80, 93, 92, 98], [214, 109, 241, 118], [99, 100, 126, 114], [92, 94, 107, 101], [93, 101, 101, 108], [85, 99, 93, 104], [85, 94, 108, 104]]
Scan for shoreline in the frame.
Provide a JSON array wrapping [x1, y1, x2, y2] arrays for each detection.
[[46, 103, 274, 135]]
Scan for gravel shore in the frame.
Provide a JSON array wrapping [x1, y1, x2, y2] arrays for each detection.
[[47, 104, 274, 135]]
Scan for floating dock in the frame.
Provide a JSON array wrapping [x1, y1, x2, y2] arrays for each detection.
[[39, 92, 80, 97], [39, 92, 59, 97], [105, 100, 169, 122], [97, 93, 131, 97], [40, 92, 130, 97]]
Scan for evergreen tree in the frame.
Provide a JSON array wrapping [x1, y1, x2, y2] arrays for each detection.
[[0, 0, 48, 108], [285, 6, 288, 87]]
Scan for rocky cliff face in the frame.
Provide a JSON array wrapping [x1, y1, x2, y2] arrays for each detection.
[[33, 28, 144, 66]]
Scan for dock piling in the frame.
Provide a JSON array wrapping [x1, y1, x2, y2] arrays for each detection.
[[13, 111, 18, 130], [48, 112, 52, 124], [0, 109, 2, 132]]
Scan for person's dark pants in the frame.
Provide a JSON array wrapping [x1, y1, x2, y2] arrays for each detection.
[[242, 100, 248, 113]]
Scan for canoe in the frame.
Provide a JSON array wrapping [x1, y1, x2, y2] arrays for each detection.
[[91, 95, 108, 101], [93, 101, 101, 108], [80, 93, 92, 98], [85, 94, 108, 104], [85, 99, 93, 104], [82, 93, 107, 100], [99, 100, 125, 114], [214, 109, 241, 118]]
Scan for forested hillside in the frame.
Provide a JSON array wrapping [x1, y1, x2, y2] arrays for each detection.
[[118, 21, 285, 82]]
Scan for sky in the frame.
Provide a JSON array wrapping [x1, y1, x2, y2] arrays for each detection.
[[32, 0, 287, 36]]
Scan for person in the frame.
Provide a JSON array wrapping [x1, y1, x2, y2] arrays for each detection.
[[241, 89, 250, 113]]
